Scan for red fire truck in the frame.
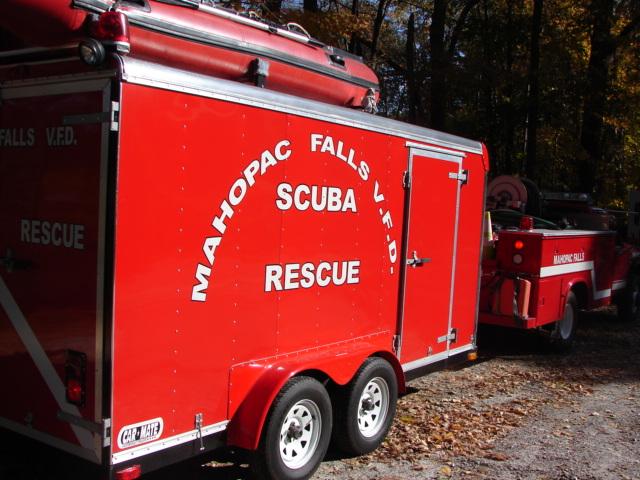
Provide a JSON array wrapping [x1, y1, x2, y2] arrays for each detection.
[[0, 1, 487, 479], [480, 177, 640, 348]]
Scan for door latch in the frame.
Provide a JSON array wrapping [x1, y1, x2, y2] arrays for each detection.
[[195, 413, 205, 451], [437, 328, 457, 344], [448, 170, 468, 184], [406, 251, 431, 268]]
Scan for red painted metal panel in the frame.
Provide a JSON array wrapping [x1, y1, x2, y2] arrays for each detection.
[[451, 153, 487, 347], [0, 87, 105, 451], [111, 83, 408, 456]]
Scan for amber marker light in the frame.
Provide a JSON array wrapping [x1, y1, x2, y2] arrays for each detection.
[[467, 351, 478, 361]]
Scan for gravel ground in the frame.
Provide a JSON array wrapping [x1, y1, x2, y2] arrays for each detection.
[[2, 308, 638, 480], [311, 308, 640, 480]]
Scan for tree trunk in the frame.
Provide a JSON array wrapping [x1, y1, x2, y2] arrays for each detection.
[[349, 0, 362, 55], [264, 0, 282, 14], [579, 0, 615, 198], [479, 0, 497, 167], [429, 0, 447, 130], [503, 0, 515, 174], [303, 0, 319, 13], [525, 0, 543, 182], [370, 0, 389, 61], [406, 12, 420, 124]]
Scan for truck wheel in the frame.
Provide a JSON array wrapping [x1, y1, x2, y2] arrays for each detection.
[[332, 357, 398, 455], [550, 291, 577, 351], [253, 376, 332, 480], [617, 273, 640, 322]]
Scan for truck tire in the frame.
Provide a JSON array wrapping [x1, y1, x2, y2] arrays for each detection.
[[616, 273, 640, 322], [550, 291, 577, 351], [332, 357, 398, 455], [253, 376, 332, 480]]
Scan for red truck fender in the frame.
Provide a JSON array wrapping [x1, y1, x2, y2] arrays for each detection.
[[226, 340, 404, 450], [562, 279, 589, 310]]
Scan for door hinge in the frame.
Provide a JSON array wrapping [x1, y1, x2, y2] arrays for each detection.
[[110, 101, 120, 132], [437, 328, 457, 344], [56, 412, 111, 446], [402, 170, 411, 189], [103, 418, 112, 447], [392, 335, 401, 355], [448, 170, 468, 185]]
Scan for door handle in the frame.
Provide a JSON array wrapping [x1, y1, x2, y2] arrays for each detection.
[[406, 251, 431, 268]]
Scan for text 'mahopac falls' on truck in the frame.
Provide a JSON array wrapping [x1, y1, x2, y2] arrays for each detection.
[[0, 1, 489, 479]]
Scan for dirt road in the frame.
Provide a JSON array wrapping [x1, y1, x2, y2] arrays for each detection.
[[2, 308, 638, 480]]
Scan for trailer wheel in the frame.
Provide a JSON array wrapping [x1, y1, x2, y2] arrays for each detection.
[[616, 273, 640, 322], [253, 376, 332, 480], [332, 357, 398, 455], [550, 291, 577, 351]]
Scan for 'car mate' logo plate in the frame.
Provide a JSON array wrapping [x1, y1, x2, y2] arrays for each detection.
[[117, 418, 164, 449]]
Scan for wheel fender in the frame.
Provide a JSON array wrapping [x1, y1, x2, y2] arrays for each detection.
[[563, 280, 588, 311], [226, 341, 402, 451]]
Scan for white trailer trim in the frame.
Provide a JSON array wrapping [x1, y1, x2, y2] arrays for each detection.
[[401, 343, 475, 373], [111, 420, 228, 464]]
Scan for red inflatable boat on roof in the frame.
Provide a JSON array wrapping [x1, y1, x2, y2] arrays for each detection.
[[0, 0, 379, 108]]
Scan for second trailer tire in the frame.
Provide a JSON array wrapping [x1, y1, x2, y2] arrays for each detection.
[[332, 357, 398, 455], [253, 376, 332, 480]]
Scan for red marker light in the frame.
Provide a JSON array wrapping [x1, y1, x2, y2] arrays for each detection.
[[519, 216, 534, 230], [65, 350, 86, 407], [92, 11, 130, 53], [115, 465, 142, 480], [514, 240, 524, 250], [66, 378, 83, 404]]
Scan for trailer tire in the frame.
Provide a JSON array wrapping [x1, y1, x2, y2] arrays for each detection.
[[253, 376, 332, 480], [550, 291, 577, 351], [332, 357, 397, 456], [616, 273, 640, 323]]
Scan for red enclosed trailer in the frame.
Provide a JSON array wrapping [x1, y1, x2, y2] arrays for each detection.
[[0, 7, 488, 479]]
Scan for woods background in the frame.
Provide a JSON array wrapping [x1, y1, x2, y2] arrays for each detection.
[[2, 0, 639, 207]]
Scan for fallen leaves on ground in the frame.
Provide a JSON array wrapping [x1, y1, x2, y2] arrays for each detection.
[[346, 309, 640, 469]]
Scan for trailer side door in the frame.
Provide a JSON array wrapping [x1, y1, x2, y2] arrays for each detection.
[[399, 146, 463, 372]]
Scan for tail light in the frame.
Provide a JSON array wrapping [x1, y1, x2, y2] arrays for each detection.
[[65, 350, 87, 407], [115, 465, 142, 480], [91, 10, 130, 53]]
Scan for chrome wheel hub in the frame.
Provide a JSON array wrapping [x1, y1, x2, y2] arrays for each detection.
[[357, 377, 389, 438], [279, 399, 322, 469]]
